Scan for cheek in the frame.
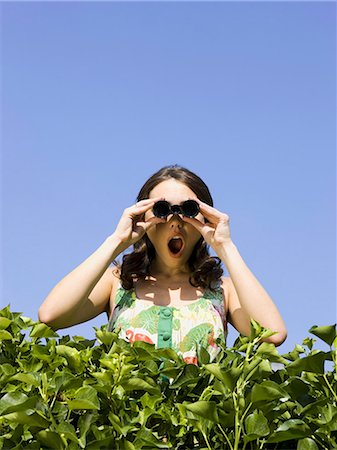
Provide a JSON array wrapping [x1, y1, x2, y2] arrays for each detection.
[[186, 225, 202, 245], [146, 223, 164, 245]]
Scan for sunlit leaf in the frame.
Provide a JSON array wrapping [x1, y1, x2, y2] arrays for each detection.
[[184, 400, 219, 423], [67, 386, 100, 411], [0, 392, 37, 415], [297, 437, 319, 450], [1, 410, 50, 428], [56, 345, 83, 371], [287, 351, 332, 374], [251, 380, 289, 403], [30, 323, 59, 338], [244, 410, 269, 442], [309, 325, 336, 346], [122, 377, 160, 395], [0, 330, 13, 340], [268, 419, 311, 442], [0, 318, 11, 330], [36, 430, 65, 450]]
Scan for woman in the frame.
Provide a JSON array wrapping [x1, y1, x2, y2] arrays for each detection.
[[39, 165, 287, 365]]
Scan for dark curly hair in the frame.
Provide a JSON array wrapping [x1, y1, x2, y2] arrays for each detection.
[[118, 165, 223, 291]]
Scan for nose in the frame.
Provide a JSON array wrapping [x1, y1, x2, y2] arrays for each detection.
[[168, 214, 183, 228]]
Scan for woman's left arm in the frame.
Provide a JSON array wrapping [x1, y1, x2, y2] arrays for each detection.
[[219, 242, 287, 346], [183, 200, 287, 346]]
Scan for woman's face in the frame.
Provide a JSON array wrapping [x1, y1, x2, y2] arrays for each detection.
[[145, 179, 205, 266]]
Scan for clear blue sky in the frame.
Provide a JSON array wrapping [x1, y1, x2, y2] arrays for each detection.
[[2, 2, 336, 354]]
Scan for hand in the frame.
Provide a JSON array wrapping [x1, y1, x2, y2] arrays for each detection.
[[113, 198, 165, 250], [182, 200, 232, 252]]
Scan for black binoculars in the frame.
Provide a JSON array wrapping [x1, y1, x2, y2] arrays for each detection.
[[152, 200, 200, 219]]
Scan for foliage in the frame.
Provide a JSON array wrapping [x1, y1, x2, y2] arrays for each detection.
[[0, 305, 336, 450]]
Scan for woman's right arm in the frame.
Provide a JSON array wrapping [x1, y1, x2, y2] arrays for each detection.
[[38, 234, 125, 330], [38, 197, 164, 330]]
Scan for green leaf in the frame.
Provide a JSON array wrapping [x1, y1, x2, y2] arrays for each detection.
[[67, 386, 100, 410], [268, 419, 311, 443], [197, 343, 211, 365], [30, 322, 59, 338], [95, 330, 116, 347], [302, 337, 315, 351], [203, 363, 240, 390], [284, 377, 310, 400], [0, 364, 16, 378], [57, 422, 79, 444], [9, 372, 40, 388], [122, 377, 160, 395], [283, 344, 306, 361], [140, 392, 162, 410], [99, 357, 118, 370], [36, 430, 65, 450], [218, 408, 235, 427], [0, 317, 11, 330], [20, 315, 35, 327], [184, 400, 219, 423], [31, 345, 52, 361], [249, 318, 262, 338], [0, 304, 12, 318], [287, 351, 332, 374], [78, 412, 98, 448], [132, 428, 169, 449], [54, 371, 79, 392], [0, 392, 36, 415], [297, 437, 319, 450], [55, 345, 83, 371], [309, 325, 336, 346], [120, 440, 136, 450], [0, 329, 13, 340], [256, 342, 288, 364], [251, 380, 289, 404], [244, 410, 269, 442], [169, 364, 200, 389], [1, 410, 50, 428], [315, 403, 337, 432]]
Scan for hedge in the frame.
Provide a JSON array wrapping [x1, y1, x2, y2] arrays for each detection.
[[0, 305, 336, 450]]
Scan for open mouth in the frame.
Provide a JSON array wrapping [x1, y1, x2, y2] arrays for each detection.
[[168, 237, 184, 256]]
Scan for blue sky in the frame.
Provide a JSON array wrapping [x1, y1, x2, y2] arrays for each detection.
[[2, 2, 336, 354]]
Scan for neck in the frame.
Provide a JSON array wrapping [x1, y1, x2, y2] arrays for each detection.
[[150, 257, 190, 280]]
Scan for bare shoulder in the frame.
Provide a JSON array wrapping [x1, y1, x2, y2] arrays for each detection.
[[220, 276, 230, 295], [108, 266, 121, 316], [219, 276, 231, 315]]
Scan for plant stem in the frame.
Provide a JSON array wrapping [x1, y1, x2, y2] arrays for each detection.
[[323, 374, 337, 402], [233, 393, 242, 450], [201, 430, 212, 450], [312, 434, 330, 450], [240, 401, 252, 425], [218, 425, 234, 450]]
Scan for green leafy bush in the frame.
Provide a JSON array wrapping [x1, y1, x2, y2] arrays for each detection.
[[0, 305, 336, 450]]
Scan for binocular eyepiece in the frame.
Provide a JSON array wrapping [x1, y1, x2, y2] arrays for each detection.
[[152, 200, 200, 219]]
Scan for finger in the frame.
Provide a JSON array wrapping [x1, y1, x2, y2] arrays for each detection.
[[181, 216, 208, 233], [135, 197, 163, 206], [195, 200, 229, 222], [137, 216, 166, 231], [129, 197, 163, 216]]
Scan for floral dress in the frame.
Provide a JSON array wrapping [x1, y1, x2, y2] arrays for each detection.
[[107, 284, 228, 365]]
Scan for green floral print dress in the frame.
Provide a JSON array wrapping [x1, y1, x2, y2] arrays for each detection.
[[107, 284, 228, 365]]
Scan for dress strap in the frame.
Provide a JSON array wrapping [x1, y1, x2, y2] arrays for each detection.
[[114, 285, 135, 307]]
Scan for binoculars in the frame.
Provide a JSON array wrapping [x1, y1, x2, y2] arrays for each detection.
[[152, 200, 200, 219]]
